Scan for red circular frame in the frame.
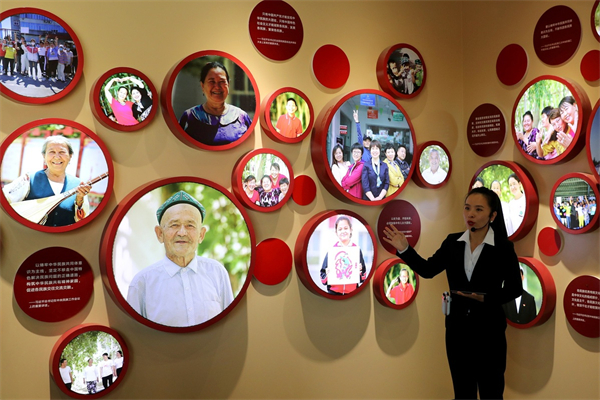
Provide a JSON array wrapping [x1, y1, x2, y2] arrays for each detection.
[[90, 67, 158, 132], [549, 172, 599, 235], [412, 141, 452, 189], [593, 1, 600, 43], [511, 75, 591, 165], [311, 89, 417, 205], [99, 177, 256, 333], [259, 87, 314, 144], [231, 148, 294, 212], [373, 258, 420, 310], [0, 119, 114, 233], [507, 257, 556, 329], [586, 99, 600, 182], [49, 324, 129, 399], [376, 43, 427, 99], [469, 160, 539, 242], [160, 50, 260, 151], [0, 8, 84, 104], [294, 209, 377, 300]]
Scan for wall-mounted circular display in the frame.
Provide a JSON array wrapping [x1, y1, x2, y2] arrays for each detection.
[[496, 44, 528, 86], [248, 0, 303, 61], [90, 68, 157, 132], [99, 177, 255, 333], [311, 89, 416, 205], [512, 76, 590, 164], [254, 238, 292, 285], [312, 44, 350, 90], [503, 257, 556, 329], [291, 175, 316, 206], [260, 87, 314, 143], [587, 99, 600, 181], [50, 324, 128, 398], [537, 227, 563, 256], [0, 8, 83, 104], [467, 103, 506, 157], [412, 141, 451, 189], [231, 149, 293, 212], [14, 247, 93, 322], [161, 51, 259, 151], [533, 5, 581, 66], [376, 44, 426, 99], [294, 210, 376, 300], [470, 161, 539, 241], [377, 200, 421, 255], [580, 50, 600, 82], [550, 173, 599, 234], [593, 1, 600, 42], [564, 275, 600, 338], [0, 119, 113, 233], [373, 258, 419, 309]]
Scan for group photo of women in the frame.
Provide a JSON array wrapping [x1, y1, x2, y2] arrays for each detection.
[[386, 47, 424, 96], [58, 330, 124, 395], [552, 177, 597, 230], [241, 153, 291, 208], [99, 73, 153, 126], [514, 79, 579, 161], [383, 262, 417, 305], [471, 165, 527, 237], [306, 214, 374, 295], [173, 54, 256, 147], [326, 94, 414, 202], [0, 125, 109, 227], [268, 92, 310, 139]]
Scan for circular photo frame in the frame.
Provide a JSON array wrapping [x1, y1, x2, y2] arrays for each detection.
[[586, 99, 600, 181], [90, 68, 157, 132], [231, 149, 293, 212], [503, 257, 556, 329], [550, 172, 599, 234], [413, 141, 451, 189], [294, 210, 377, 300], [593, 1, 600, 42], [511, 76, 591, 164], [99, 177, 255, 333], [161, 50, 259, 151], [50, 324, 129, 399], [0, 8, 84, 104], [373, 258, 419, 309], [0, 119, 113, 233], [469, 161, 539, 241], [260, 87, 314, 143], [376, 44, 426, 99], [311, 89, 416, 205]]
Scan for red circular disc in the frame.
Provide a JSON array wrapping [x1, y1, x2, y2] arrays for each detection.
[[496, 44, 528, 86], [377, 200, 421, 255], [14, 247, 93, 322], [254, 238, 292, 285], [312, 45, 350, 89], [467, 103, 506, 157], [537, 227, 562, 256], [291, 175, 317, 206], [564, 275, 600, 338], [249, 0, 303, 61], [533, 5, 582, 66], [580, 50, 600, 82]]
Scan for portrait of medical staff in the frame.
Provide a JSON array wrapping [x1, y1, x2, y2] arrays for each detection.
[[112, 183, 252, 328]]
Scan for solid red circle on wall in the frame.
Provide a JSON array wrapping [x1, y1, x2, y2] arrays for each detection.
[[291, 175, 317, 206], [537, 227, 562, 256], [254, 238, 292, 285], [312, 45, 350, 89], [580, 50, 600, 82], [496, 44, 528, 86]]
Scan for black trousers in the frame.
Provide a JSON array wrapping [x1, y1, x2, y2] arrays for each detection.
[[102, 374, 113, 388]]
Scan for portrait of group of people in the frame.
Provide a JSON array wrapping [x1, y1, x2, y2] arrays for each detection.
[[58, 330, 124, 395], [241, 153, 291, 208], [0, 125, 110, 228], [514, 79, 579, 162], [268, 91, 310, 139], [385, 47, 424, 96], [552, 177, 597, 231], [98, 72, 153, 127], [0, 13, 79, 99], [471, 164, 527, 237], [327, 93, 414, 202], [383, 262, 417, 305], [111, 182, 252, 329]]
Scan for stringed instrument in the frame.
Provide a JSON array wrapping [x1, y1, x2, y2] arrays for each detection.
[[10, 172, 109, 225]]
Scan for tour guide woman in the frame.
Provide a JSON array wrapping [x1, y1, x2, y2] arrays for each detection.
[[383, 187, 522, 399], [179, 61, 252, 146], [2, 135, 91, 227]]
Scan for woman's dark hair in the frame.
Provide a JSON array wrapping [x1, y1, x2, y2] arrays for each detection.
[[243, 175, 256, 183], [279, 177, 290, 186], [260, 175, 271, 185], [473, 177, 485, 188], [541, 106, 553, 117], [351, 142, 364, 155], [559, 96, 576, 108], [522, 111, 533, 122], [335, 215, 352, 231], [117, 86, 129, 95], [286, 98, 297, 107], [102, 353, 108, 357], [131, 85, 148, 99], [117, 350, 122, 357], [466, 187, 508, 240], [331, 144, 344, 166], [508, 173, 521, 185], [200, 61, 229, 83], [383, 143, 396, 154], [370, 140, 382, 151], [270, 162, 280, 172], [60, 359, 67, 366]]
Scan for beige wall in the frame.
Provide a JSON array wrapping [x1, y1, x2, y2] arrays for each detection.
[[0, 1, 597, 399]]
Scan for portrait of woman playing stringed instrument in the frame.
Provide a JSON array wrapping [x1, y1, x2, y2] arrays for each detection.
[[2, 135, 106, 227]]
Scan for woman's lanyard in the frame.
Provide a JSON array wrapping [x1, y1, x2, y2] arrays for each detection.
[[373, 160, 381, 186]]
